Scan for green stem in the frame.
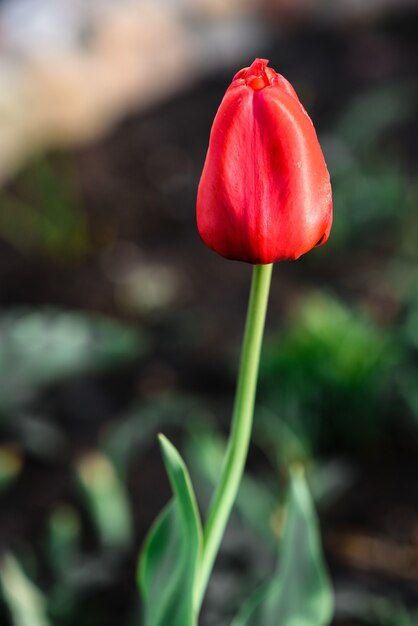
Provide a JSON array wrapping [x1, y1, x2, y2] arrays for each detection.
[[197, 263, 273, 607]]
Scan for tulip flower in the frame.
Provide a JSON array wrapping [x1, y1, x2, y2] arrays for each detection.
[[140, 60, 334, 626], [197, 58, 332, 264]]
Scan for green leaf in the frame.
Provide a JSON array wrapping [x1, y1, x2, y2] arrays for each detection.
[[138, 435, 202, 626], [76, 452, 133, 550], [0, 553, 52, 626], [0, 308, 145, 413], [186, 431, 277, 541], [232, 468, 333, 626], [47, 505, 80, 577], [0, 447, 23, 491]]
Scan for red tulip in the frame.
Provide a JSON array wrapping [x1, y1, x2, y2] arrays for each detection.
[[196, 58, 332, 264]]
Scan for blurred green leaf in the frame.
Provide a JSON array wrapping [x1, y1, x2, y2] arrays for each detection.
[[338, 587, 418, 626], [322, 83, 417, 250], [47, 505, 81, 576], [394, 294, 418, 423], [261, 293, 397, 448], [369, 596, 417, 626], [0, 309, 144, 412], [330, 162, 415, 246], [396, 367, 418, 423], [0, 446, 23, 491], [186, 431, 278, 541], [0, 554, 52, 626], [403, 298, 418, 350], [102, 395, 213, 480], [14, 414, 66, 459], [44, 506, 81, 623], [254, 407, 311, 469], [232, 469, 333, 626], [337, 85, 414, 155], [138, 435, 202, 626], [76, 451, 133, 550], [0, 156, 89, 258]]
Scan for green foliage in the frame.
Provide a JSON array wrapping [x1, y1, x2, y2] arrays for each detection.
[[395, 293, 418, 422], [336, 85, 414, 156], [322, 83, 417, 249], [330, 160, 416, 247], [397, 366, 418, 424], [337, 588, 418, 626], [102, 395, 213, 481], [138, 436, 202, 626], [232, 470, 333, 626], [0, 308, 144, 412], [0, 446, 22, 491], [76, 452, 133, 550], [0, 554, 52, 626], [369, 596, 417, 626], [0, 156, 89, 258], [186, 431, 278, 541], [403, 296, 418, 351], [261, 292, 397, 447], [254, 407, 312, 469], [46, 505, 80, 577]]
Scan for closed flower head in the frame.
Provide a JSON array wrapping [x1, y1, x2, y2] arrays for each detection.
[[196, 58, 332, 264]]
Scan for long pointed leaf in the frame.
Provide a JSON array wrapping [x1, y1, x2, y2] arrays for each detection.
[[0, 554, 52, 626], [138, 435, 202, 626], [232, 468, 333, 626]]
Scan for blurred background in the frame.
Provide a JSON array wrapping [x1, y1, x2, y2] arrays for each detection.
[[0, 0, 417, 625]]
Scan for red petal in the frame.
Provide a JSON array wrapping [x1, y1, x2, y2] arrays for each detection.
[[197, 64, 332, 263]]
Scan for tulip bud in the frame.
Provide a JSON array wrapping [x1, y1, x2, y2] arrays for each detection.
[[197, 58, 332, 264]]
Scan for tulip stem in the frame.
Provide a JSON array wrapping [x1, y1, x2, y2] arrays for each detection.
[[197, 262, 273, 608]]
